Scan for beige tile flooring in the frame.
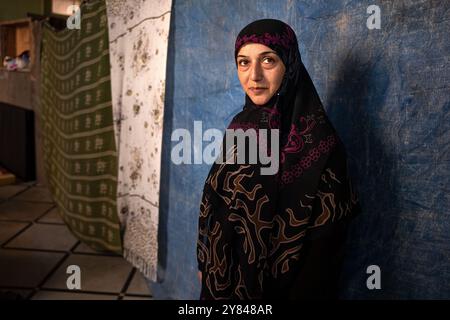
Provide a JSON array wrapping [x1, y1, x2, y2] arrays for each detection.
[[0, 183, 152, 300]]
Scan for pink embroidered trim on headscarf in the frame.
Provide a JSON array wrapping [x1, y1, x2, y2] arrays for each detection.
[[235, 26, 296, 51]]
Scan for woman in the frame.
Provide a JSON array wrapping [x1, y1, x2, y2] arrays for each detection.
[[197, 19, 361, 300]]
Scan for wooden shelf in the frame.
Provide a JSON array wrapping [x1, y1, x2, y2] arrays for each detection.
[[0, 18, 45, 185], [0, 67, 31, 72], [0, 18, 32, 26], [0, 18, 33, 68], [0, 18, 35, 109]]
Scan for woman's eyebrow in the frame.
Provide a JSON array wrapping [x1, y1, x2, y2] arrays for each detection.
[[258, 51, 277, 56], [237, 51, 277, 59]]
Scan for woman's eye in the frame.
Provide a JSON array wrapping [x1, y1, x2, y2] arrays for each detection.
[[263, 57, 275, 64], [238, 60, 248, 66]]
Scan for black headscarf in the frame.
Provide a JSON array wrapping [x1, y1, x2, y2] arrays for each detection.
[[197, 19, 361, 299]]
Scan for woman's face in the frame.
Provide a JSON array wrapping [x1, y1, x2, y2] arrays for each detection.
[[236, 43, 286, 105]]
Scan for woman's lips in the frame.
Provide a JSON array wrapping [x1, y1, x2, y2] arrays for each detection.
[[249, 87, 268, 94]]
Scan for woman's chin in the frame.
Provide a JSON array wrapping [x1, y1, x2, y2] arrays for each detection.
[[249, 95, 271, 106]]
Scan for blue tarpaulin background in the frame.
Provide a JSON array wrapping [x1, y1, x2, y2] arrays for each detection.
[[151, 0, 449, 299]]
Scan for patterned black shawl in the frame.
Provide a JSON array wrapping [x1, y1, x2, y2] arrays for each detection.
[[197, 19, 361, 299]]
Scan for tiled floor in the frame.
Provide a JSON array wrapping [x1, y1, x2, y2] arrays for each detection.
[[0, 183, 153, 300]]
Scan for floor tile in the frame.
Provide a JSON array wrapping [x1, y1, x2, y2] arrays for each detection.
[[37, 207, 64, 224], [73, 242, 98, 254], [0, 249, 65, 288], [14, 187, 54, 203], [5, 224, 78, 251], [73, 241, 118, 256], [43, 254, 133, 293], [126, 270, 152, 296], [31, 290, 118, 300], [0, 185, 29, 200], [0, 221, 30, 245], [0, 288, 32, 300], [0, 200, 53, 222], [122, 295, 153, 300]]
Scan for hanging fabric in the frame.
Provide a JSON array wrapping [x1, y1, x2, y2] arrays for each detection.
[[106, 0, 172, 281], [41, 0, 122, 254]]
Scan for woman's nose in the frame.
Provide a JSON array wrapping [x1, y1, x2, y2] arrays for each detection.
[[250, 62, 263, 81]]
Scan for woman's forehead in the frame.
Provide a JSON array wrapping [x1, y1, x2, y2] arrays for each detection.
[[237, 43, 277, 57]]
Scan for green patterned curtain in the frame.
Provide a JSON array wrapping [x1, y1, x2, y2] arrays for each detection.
[[40, 0, 122, 254]]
